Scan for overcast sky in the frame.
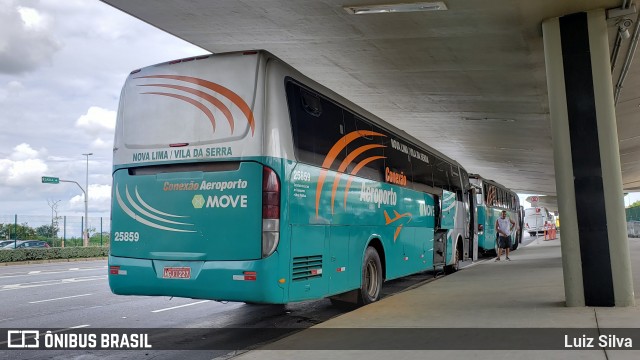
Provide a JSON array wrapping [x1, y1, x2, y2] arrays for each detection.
[[0, 0, 206, 219], [1, 0, 638, 222]]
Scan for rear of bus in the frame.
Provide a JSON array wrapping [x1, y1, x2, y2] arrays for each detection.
[[524, 207, 547, 236], [108, 51, 286, 303]]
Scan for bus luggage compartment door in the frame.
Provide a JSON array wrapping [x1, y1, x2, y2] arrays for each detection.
[[433, 230, 447, 266]]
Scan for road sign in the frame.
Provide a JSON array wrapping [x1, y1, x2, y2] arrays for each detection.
[[530, 196, 539, 207], [41, 176, 60, 184]]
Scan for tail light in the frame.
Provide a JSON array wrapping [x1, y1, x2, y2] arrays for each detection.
[[109, 266, 127, 275], [478, 224, 484, 234], [262, 166, 280, 257]]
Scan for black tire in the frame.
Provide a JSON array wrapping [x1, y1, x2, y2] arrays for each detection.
[[511, 236, 519, 251], [529, 232, 536, 237], [359, 247, 382, 305], [443, 241, 460, 274]]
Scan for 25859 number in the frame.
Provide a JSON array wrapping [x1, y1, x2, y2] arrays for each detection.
[[114, 231, 140, 242], [292, 170, 311, 182]]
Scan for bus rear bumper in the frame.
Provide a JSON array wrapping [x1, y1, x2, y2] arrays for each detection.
[[108, 253, 286, 304]]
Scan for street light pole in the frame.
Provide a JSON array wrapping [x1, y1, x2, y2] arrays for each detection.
[[82, 153, 93, 246]]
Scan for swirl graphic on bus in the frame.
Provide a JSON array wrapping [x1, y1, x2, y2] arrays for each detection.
[[134, 75, 255, 136], [315, 130, 387, 218], [115, 183, 196, 233]]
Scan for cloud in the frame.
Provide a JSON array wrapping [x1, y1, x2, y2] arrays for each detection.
[[0, 143, 48, 186], [10, 143, 41, 160], [91, 137, 113, 150], [18, 6, 48, 30], [0, 0, 206, 217], [0, 1, 61, 74], [75, 106, 116, 136], [69, 183, 111, 212], [0, 81, 23, 101]]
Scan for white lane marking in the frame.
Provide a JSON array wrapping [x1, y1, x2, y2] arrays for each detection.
[[28, 293, 93, 304], [69, 268, 80, 271], [0, 266, 107, 279], [151, 300, 211, 313], [0, 275, 106, 291], [0, 325, 91, 346]]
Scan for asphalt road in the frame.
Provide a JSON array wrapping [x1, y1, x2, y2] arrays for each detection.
[[0, 256, 459, 360], [0, 231, 540, 360]]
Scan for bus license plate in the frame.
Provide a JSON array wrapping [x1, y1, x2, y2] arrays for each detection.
[[163, 267, 191, 279]]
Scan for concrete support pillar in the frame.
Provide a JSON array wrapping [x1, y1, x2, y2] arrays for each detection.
[[542, 10, 634, 307]]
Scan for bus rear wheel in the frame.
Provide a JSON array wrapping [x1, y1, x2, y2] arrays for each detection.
[[511, 236, 519, 251], [443, 241, 460, 274], [359, 247, 382, 305]]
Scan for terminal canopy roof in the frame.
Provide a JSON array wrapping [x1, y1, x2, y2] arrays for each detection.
[[101, 0, 640, 197]]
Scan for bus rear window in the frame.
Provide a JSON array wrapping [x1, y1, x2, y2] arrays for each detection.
[[128, 162, 241, 175]]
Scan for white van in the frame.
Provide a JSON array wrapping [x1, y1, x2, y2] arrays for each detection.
[[524, 207, 553, 236]]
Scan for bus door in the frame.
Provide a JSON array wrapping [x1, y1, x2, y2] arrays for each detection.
[[468, 188, 479, 261], [434, 189, 456, 265]]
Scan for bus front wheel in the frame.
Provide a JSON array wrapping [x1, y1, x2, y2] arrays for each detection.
[[359, 247, 382, 305]]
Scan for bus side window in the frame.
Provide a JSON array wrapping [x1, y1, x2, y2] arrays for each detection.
[[301, 89, 322, 117], [286, 80, 346, 171], [341, 113, 385, 181], [433, 158, 450, 193], [381, 136, 412, 188], [434, 195, 441, 229], [412, 153, 434, 193]]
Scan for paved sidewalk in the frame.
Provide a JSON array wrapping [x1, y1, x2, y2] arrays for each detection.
[[231, 235, 640, 360]]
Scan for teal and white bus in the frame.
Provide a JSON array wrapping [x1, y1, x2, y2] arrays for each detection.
[[109, 50, 473, 305], [469, 175, 522, 254]]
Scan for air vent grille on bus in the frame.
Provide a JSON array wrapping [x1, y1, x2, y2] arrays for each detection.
[[292, 255, 323, 281]]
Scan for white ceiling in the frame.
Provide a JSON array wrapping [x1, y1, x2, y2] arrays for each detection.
[[101, 0, 640, 195]]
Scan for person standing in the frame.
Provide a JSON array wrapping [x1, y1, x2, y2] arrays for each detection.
[[495, 210, 515, 261]]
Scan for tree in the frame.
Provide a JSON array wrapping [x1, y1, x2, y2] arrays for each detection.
[[630, 200, 640, 208], [47, 199, 61, 239], [36, 224, 59, 238], [0, 223, 37, 240], [90, 232, 110, 246], [0, 224, 9, 240]]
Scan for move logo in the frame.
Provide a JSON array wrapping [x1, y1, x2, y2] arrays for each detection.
[[192, 194, 249, 208], [134, 75, 255, 136], [192, 195, 205, 208]]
